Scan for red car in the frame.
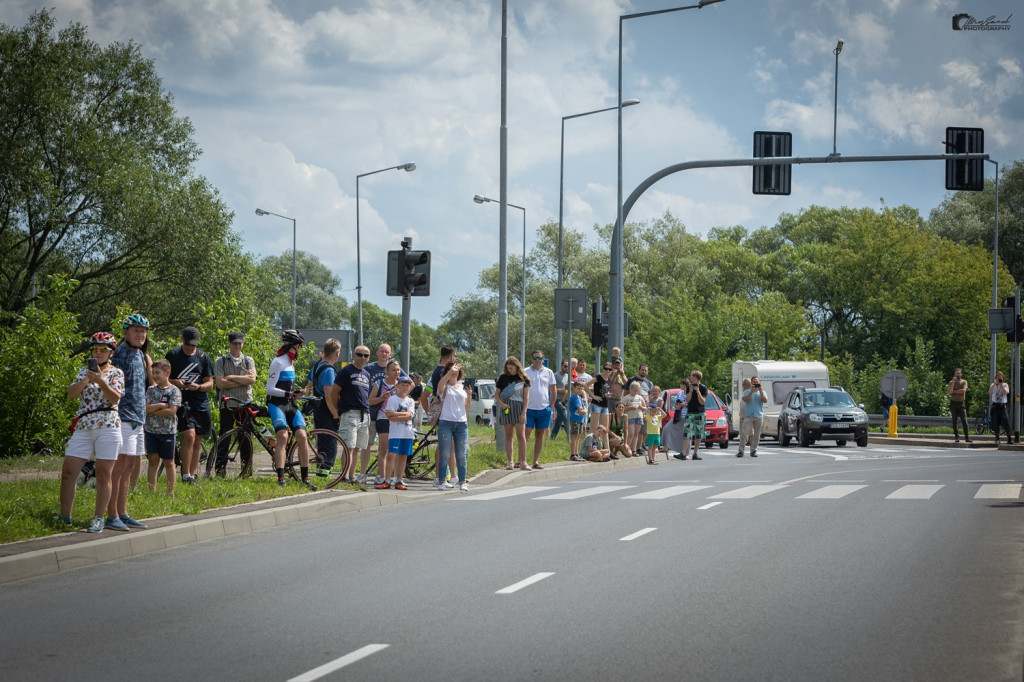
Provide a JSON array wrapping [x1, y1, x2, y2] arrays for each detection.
[[660, 388, 730, 449]]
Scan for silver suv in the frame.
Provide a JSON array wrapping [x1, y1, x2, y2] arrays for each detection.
[[777, 387, 869, 448]]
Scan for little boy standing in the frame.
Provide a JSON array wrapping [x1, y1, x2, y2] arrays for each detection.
[[568, 381, 589, 461], [378, 375, 416, 490], [644, 393, 665, 465], [145, 359, 181, 496]]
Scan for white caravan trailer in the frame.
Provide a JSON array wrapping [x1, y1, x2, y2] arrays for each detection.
[[730, 361, 830, 437]]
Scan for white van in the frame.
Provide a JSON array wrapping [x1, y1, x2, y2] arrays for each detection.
[[730, 361, 830, 437], [467, 379, 496, 425]]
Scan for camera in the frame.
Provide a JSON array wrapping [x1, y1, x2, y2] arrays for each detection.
[[753, 383, 761, 388]]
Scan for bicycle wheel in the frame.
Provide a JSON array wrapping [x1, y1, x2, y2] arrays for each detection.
[[208, 428, 255, 479], [405, 432, 437, 480], [974, 416, 984, 435], [288, 429, 349, 489]]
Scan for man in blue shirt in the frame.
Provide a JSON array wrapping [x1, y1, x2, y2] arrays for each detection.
[[738, 375, 766, 458]]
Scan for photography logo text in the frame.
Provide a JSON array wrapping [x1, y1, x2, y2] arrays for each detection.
[[952, 13, 1012, 31]]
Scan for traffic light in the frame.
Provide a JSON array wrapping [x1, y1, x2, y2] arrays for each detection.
[[1005, 295, 1023, 343], [591, 301, 608, 348], [386, 239, 430, 296], [945, 127, 984, 191], [753, 131, 792, 195]]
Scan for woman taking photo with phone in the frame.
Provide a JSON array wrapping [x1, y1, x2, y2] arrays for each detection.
[[57, 332, 125, 533], [435, 361, 473, 492]]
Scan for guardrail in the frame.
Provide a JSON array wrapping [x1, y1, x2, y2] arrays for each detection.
[[867, 414, 960, 428]]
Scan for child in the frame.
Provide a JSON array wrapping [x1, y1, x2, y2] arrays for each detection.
[[377, 375, 416, 490], [568, 381, 589, 461], [645, 398, 665, 465], [145, 359, 181, 496]]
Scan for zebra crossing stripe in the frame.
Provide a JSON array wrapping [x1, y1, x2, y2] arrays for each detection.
[[886, 485, 944, 500], [457, 486, 558, 501], [797, 484, 867, 499], [534, 485, 636, 500], [621, 485, 712, 500], [974, 484, 1022, 499], [708, 484, 788, 499]]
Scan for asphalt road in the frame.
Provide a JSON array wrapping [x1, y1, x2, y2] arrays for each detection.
[[2, 441, 1023, 681]]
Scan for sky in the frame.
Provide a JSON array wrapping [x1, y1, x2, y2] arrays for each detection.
[[4, 0, 1022, 329]]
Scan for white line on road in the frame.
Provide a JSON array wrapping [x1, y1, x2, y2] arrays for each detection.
[[288, 644, 389, 681], [456, 486, 558, 501], [975, 483, 1022, 499], [697, 502, 723, 510], [622, 485, 711, 500], [797, 485, 867, 499], [535, 485, 635, 500], [620, 528, 657, 541], [886, 485, 944, 500], [709, 484, 788, 499], [496, 572, 555, 594]]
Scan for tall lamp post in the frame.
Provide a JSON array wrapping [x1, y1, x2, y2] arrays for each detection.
[[255, 208, 297, 329], [612, 0, 726, 355], [356, 162, 416, 345], [475, 194, 526, 365], [832, 39, 844, 156], [558, 98, 639, 366]]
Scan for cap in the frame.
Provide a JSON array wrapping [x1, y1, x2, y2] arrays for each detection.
[[228, 330, 245, 343], [182, 326, 200, 345], [611, 357, 622, 364], [409, 372, 422, 379], [397, 375, 413, 384]]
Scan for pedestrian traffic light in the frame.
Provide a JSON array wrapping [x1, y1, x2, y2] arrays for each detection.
[[591, 301, 608, 348], [386, 239, 430, 296], [945, 127, 984, 191], [752, 131, 792, 195], [1005, 295, 1023, 343]]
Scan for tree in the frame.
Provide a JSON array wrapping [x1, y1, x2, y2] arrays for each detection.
[[260, 250, 350, 329], [0, 10, 242, 334]]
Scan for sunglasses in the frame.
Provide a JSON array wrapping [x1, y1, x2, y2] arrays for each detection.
[[354, 352, 370, 358], [603, 366, 612, 370], [532, 356, 544, 361]]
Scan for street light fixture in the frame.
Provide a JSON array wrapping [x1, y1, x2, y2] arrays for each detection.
[[475, 194, 527, 365], [356, 162, 416, 345], [612, 0, 726, 355], [832, 39, 844, 157], [255, 207, 297, 329], [557, 98, 639, 366]]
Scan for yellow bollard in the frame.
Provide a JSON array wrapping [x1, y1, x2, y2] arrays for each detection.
[[887, 404, 898, 438]]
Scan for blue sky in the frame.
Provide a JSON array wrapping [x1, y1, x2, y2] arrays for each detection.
[[5, 0, 1022, 328]]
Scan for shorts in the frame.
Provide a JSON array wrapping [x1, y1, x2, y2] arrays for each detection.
[[369, 415, 381, 440], [66, 427, 122, 461], [498, 401, 524, 426], [145, 432, 176, 460], [570, 421, 587, 435], [119, 421, 146, 456], [683, 412, 707, 441], [375, 418, 390, 437], [628, 417, 643, 426], [388, 437, 414, 457], [645, 434, 662, 447], [268, 402, 306, 432], [590, 404, 609, 415], [525, 407, 552, 430], [339, 410, 370, 450], [177, 405, 212, 435], [606, 397, 620, 414]]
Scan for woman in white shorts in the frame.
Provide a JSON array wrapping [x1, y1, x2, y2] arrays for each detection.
[[58, 332, 124, 533]]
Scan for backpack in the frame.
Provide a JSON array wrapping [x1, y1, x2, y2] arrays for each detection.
[[215, 354, 253, 402], [310, 360, 332, 398]]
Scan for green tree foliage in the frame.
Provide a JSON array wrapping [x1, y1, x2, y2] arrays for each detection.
[[260, 250, 350, 330], [0, 10, 245, 335], [0, 276, 81, 456]]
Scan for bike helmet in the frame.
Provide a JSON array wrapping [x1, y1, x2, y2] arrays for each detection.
[[123, 313, 150, 329], [281, 329, 305, 345], [90, 331, 117, 349]]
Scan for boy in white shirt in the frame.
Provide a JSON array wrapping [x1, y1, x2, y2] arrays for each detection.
[[377, 376, 416, 490]]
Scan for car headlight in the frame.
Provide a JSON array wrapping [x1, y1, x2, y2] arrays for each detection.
[[854, 412, 867, 423], [808, 413, 823, 423], [716, 416, 727, 427]]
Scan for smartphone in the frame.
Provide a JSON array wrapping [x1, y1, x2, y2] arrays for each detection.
[[88, 358, 99, 372]]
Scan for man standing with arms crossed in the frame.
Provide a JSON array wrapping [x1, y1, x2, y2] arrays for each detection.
[[213, 331, 257, 476], [948, 368, 971, 444], [524, 349, 557, 469], [331, 345, 372, 485], [166, 326, 215, 483]]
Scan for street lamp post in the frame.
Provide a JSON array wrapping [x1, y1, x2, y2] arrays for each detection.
[[558, 99, 639, 366], [612, 0, 726, 355], [356, 162, 416, 345], [832, 39, 844, 156], [255, 208, 297, 329], [475, 194, 526, 365]]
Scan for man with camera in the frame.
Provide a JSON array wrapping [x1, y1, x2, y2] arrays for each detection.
[[675, 369, 707, 461], [738, 375, 766, 458]]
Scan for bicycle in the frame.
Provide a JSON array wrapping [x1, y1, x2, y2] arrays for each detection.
[[974, 406, 991, 435], [206, 396, 350, 489], [365, 424, 438, 481]]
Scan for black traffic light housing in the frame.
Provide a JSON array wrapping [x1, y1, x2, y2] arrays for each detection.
[[753, 131, 792, 195], [386, 238, 430, 296], [1005, 295, 1023, 343], [945, 127, 984, 192], [591, 301, 608, 348]]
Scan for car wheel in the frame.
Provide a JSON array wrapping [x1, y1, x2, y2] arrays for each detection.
[[718, 440, 728, 449], [798, 423, 811, 447], [476, 416, 484, 425], [779, 423, 790, 447], [836, 440, 847, 447], [856, 435, 868, 447]]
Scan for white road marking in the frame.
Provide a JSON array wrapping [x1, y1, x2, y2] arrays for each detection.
[[886, 485, 944, 500], [456, 486, 558, 500], [288, 644, 389, 681], [496, 572, 555, 594], [621, 485, 711, 500], [975, 484, 1022, 499], [620, 527, 657, 541], [697, 502, 723, 510], [709, 484, 788, 499], [797, 485, 867, 499], [535, 485, 635, 500]]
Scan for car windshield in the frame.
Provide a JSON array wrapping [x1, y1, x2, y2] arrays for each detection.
[[705, 392, 721, 410], [806, 391, 855, 408], [477, 383, 495, 400]]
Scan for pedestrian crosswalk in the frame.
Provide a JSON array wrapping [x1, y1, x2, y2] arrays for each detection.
[[456, 481, 1023, 503]]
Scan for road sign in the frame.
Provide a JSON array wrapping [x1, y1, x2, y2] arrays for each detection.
[[554, 288, 588, 330], [881, 370, 909, 400]]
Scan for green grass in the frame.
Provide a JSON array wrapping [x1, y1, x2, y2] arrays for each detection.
[[0, 423, 575, 544]]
